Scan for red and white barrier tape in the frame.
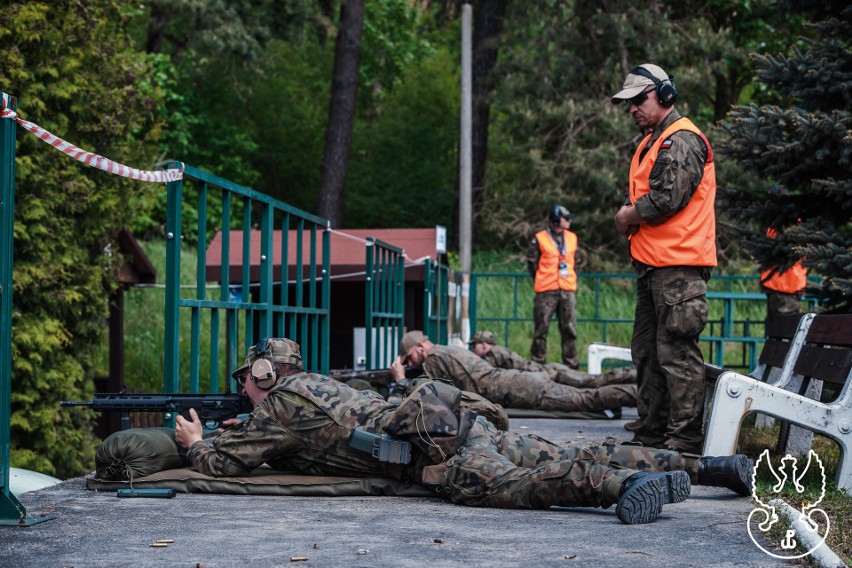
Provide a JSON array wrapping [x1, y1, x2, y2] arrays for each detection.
[[1, 104, 182, 184], [327, 227, 432, 266]]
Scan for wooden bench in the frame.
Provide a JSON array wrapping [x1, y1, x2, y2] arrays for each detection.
[[704, 312, 813, 385], [703, 313, 852, 492]]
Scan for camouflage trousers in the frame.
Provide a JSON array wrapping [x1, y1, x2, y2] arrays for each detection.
[[546, 364, 637, 388], [631, 267, 709, 454], [474, 368, 637, 412], [440, 417, 700, 509], [531, 290, 578, 368], [762, 288, 801, 328]]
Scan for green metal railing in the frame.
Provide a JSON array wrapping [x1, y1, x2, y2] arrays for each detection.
[[364, 238, 405, 369], [163, 162, 331, 408], [468, 272, 816, 372], [423, 260, 450, 344], [0, 92, 51, 526]]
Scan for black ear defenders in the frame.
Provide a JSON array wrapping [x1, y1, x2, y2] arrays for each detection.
[[251, 358, 278, 390], [631, 66, 677, 107]]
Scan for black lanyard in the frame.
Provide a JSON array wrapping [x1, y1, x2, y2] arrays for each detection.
[[546, 229, 565, 257]]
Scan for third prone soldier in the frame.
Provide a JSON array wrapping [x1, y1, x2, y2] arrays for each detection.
[[393, 330, 635, 414], [468, 330, 636, 389]]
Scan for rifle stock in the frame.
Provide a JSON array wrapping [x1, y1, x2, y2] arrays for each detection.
[[60, 392, 252, 429]]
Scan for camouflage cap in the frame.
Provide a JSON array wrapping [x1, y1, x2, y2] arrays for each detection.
[[231, 337, 303, 379], [467, 330, 496, 345], [399, 330, 428, 362]]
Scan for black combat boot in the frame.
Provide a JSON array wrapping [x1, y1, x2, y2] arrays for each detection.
[[615, 471, 691, 524], [696, 455, 753, 496]]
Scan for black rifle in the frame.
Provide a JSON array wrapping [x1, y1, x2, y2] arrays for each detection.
[[60, 392, 253, 429], [329, 368, 396, 388]]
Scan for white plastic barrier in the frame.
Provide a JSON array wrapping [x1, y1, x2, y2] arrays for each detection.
[[586, 343, 632, 374]]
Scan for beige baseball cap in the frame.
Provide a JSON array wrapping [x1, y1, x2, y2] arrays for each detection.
[[611, 64, 669, 104], [231, 337, 303, 379], [399, 330, 428, 363]]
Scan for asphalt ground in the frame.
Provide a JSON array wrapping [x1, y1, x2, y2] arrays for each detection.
[[1, 410, 797, 568]]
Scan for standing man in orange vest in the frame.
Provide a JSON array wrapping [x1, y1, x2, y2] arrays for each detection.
[[761, 227, 807, 326], [611, 64, 717, 454], [527, 204, 580, 369]]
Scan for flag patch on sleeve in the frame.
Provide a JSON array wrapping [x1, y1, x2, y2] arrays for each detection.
[[661, 138, 674, 150]]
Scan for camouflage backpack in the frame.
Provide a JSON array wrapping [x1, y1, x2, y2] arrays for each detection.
[[382, 379, 477, 464]]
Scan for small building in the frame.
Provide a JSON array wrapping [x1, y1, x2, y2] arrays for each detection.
[[205, 228, 446, 369]]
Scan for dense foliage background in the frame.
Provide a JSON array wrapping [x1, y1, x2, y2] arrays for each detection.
[[1, 0, 849, 477]]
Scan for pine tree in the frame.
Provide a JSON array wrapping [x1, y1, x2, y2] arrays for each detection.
[[718, 1, 851, 311]]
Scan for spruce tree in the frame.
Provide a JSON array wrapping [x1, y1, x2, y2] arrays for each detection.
[[718, 1, 851, 311]]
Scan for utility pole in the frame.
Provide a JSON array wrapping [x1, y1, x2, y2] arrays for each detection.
[[459, 1, 472, 274], [459, 0, 473, 341]]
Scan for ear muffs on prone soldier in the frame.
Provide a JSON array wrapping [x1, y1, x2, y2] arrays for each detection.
[[251, 359, 278, 389]]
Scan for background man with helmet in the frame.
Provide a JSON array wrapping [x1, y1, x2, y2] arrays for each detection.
[[526, 204, 580, 368]]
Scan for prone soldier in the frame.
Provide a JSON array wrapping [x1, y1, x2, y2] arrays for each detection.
[[174, 338, 753, 526], [467, 330, 636, 389], [392, 330, 636, 414]]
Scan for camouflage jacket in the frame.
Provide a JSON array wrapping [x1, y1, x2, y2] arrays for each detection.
[[482, 345, 544, 373], [421, 344, 551, 408], [186, 373, 476, 481], [422, 344, 494, 393]]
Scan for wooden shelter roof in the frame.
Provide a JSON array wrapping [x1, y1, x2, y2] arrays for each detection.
[[204, 228, 440, 283]]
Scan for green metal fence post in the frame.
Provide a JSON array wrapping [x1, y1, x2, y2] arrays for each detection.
[[365, 238, 405, 369], [0, 92, 52, 526], [162, 161, 185, 427]]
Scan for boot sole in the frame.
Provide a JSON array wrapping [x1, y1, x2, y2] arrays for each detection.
[[616, 471, 691, 524], [661, 470, 691, 504]]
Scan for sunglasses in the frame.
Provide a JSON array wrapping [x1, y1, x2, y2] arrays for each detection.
[[628, 87, 655, 107]]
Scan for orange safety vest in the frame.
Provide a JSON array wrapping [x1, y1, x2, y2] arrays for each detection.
[[628, 117, 717, 268], [761, 228, 807, 294], [533, 229, 577, 292]]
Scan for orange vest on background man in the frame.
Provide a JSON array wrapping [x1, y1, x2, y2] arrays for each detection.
[[533, 229, 577, 292], [761, 228, 807, 294], [628, 117, 717, 268]]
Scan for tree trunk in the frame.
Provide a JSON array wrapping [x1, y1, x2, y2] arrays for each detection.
[[471, 0, 508, 240], [317, 0, 365, 228]]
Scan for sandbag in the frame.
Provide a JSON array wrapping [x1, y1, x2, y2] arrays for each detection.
[[96, 427, 188, 481]]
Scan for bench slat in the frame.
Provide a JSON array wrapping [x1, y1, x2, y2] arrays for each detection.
[[758, 339, 792, 368], [803, 314, 852, 345], [793, 345, 852, 385], [767, 313, 806, 340]]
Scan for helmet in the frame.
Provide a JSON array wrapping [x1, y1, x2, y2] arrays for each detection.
[[467, 331, 497, 345], [231, 337, 303, 380], [549, 205, 575, 224]]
